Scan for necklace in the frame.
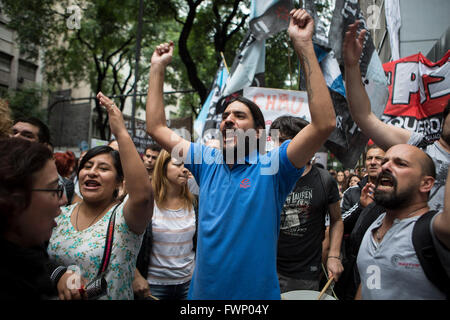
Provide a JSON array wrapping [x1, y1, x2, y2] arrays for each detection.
[[75, 202, 112, 231]]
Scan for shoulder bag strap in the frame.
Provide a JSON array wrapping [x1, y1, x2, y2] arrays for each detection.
[[97, 203, 120, 277]]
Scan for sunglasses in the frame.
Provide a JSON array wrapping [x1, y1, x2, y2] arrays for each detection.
[[32, 182, 65, 199]]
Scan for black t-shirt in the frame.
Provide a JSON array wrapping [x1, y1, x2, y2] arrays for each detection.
[[277, 166, 340, 279]]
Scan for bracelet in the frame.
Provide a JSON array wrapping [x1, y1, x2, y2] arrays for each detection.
[[328, 256, 341, 260]]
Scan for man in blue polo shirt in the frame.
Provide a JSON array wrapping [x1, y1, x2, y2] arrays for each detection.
[[145, 9, 336, 299]]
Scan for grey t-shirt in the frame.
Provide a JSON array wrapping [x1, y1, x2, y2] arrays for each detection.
[[357, 212, 449, 300], [408, 132, 450, 212]]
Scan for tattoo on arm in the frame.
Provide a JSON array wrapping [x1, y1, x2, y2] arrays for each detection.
[[300, 52, 313, 101]]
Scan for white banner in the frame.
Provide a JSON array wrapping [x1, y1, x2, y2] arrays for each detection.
[[243, 87, 311, 128]]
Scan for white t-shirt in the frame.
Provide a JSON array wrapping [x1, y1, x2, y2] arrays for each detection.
[[147, 203, 196, 285]]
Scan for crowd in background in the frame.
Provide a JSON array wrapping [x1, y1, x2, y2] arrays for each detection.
[[0, 9, 448, 301]]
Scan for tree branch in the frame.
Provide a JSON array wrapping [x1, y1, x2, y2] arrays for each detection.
[[178, 0, 208, 103]]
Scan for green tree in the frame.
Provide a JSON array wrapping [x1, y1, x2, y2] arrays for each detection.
[[163, 0, 250, 118], [0, 86, 46, 122], [2, 0, 332, 136], [2, 0, 172, 139]]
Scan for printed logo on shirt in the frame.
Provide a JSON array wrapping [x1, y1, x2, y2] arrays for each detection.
[[391, 254, 420, 269], [280, 187, 312, 237], [240, 178, 251, 189]]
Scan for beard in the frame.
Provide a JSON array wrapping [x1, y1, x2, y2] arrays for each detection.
[[373, 172, 413, 209], [441, 127, 450, 146], [222, 128, 263, 164], [222, 136, 254, 164]]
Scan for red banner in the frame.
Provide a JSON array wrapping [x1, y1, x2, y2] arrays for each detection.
[[381, 50, 450, 141]]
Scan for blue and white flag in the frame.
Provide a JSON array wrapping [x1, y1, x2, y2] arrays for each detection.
[[322, 0, 389, 168], [249, 0, 293, 41], [329, 0, 389, 117], [222, 32, 265, 97], [314, 44, 346, 98], [223, 0, 293, 96], [193, 62, 228, 140]]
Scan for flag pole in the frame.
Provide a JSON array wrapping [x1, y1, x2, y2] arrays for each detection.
[[220, 52, 230, 74]]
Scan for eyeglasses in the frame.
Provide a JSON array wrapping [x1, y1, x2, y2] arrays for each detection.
[[32, 182, 65, 199]]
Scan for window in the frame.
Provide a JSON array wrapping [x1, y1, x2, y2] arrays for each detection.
[[0, 51, 12, 73], [17, 59, 37, 83]]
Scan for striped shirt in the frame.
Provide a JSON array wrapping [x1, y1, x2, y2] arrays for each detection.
[[147, 203, 196, 285]]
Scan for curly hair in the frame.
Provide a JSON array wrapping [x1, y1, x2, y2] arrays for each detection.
[[0, 138, 53, 234]]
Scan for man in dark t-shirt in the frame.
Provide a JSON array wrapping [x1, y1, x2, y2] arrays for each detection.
[[270, 116, 344, 292]]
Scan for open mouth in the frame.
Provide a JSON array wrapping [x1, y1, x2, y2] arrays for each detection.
[[84, 179, 101, 189], [223, 129, 237, 145], [376, 173, 396, 189], [381, 177, 394, 186]]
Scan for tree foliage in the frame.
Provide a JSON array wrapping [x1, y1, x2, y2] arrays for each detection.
[[1, 0, 333, 140], [0, 86, 46, 122], [2, 0, 171, 139]]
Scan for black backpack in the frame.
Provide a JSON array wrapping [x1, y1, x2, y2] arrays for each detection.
[[412, 210, 450, 299]]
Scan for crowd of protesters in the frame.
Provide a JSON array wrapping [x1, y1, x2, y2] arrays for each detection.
[[0, 10, 449, 301]]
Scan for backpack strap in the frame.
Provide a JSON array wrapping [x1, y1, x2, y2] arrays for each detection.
[[412, 210, 450, 299]]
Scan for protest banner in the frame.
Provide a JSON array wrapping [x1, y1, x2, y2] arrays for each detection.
[[381, 50, 450, 141], [324, 0, 389, 168], [243, 87, 310, 127]]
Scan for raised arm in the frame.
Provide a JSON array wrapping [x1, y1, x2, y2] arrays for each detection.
[[433, 164, 450, 249], [343, 21, 410, 151], [145, 42, 190, 159], [286, 9, 336, 169], [97, 92, 153, 235]]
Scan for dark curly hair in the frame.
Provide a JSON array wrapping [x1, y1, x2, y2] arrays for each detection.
[[0, 138, 53, 234]]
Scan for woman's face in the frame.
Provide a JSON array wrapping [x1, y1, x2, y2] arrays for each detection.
[[349, 176, 361, 187], [337, 171, 345, 183], [14, 159, 65, 247], [78, 153, 120, 202], [166, 158, 188, 187]]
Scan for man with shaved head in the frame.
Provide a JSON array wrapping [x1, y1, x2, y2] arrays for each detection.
[[343, 20, 450, 213], [356, 144, 450, 299]]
